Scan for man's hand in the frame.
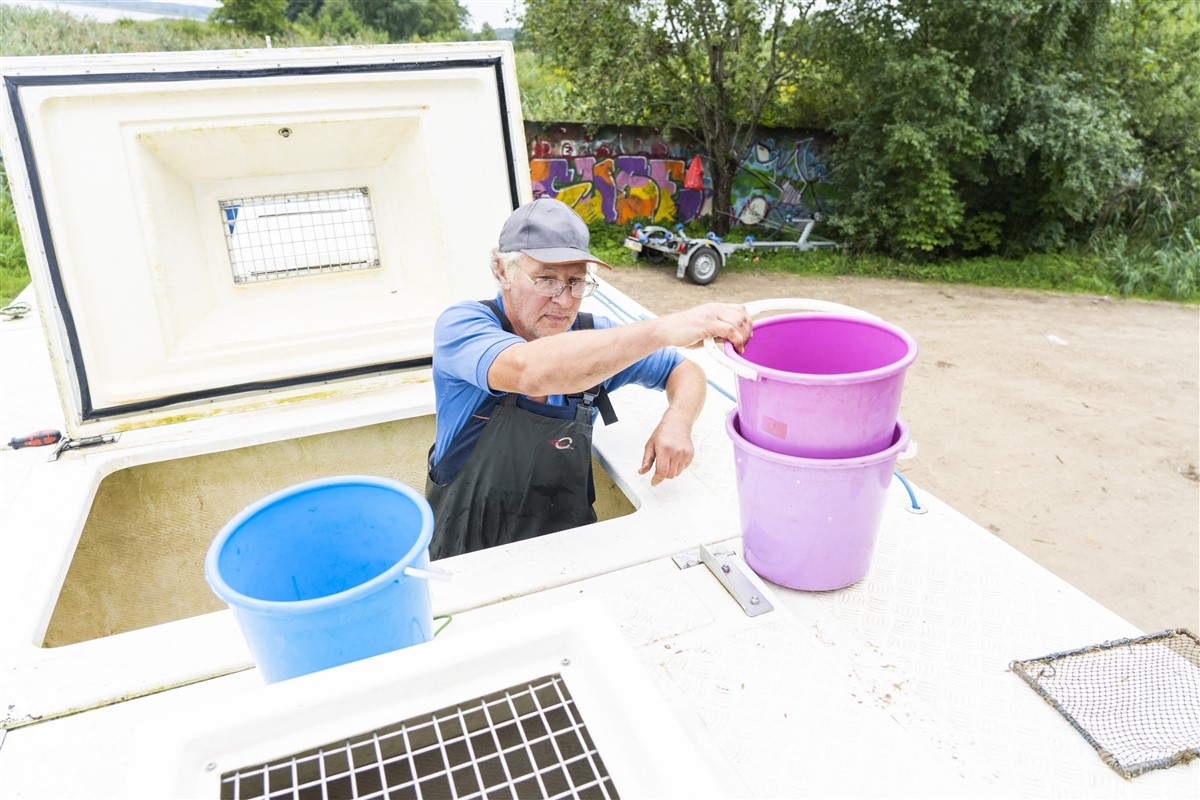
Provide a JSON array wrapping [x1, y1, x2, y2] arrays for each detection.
[[639, 414, 695, 486], [657, 302, 753, 353], [638, 359, 706, 486]]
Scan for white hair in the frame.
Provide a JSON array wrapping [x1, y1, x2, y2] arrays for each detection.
[[491, 248, 523, 282], [491, 248, 597, 283]]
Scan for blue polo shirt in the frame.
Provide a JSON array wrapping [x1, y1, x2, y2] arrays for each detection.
[[430, 294, 684, 475]]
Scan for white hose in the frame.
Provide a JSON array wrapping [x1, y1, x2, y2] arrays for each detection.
[[703, 297, 881, 381]]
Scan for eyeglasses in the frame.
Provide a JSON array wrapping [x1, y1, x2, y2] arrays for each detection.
[[520, 268, 598, 299]]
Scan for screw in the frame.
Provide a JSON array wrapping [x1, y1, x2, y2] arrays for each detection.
[[278, 127, 292, 138], [561, 658, 571, 667], [750, 596, 760, 605], [205, 762, 216, 772]]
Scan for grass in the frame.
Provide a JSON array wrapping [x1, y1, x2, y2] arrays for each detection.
[[717, 248, 1121, 296], [587, 219, 1197, 302], [0, 163, 29, 308], [0, 4, 384, 57]]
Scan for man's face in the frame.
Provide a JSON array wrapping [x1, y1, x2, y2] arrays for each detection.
[[500, 256, 589, 340]]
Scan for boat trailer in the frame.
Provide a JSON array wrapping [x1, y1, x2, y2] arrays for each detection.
[[624, 217, 839, 285]]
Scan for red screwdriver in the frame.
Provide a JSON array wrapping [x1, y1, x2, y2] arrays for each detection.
[[4, 429, 63, 450]]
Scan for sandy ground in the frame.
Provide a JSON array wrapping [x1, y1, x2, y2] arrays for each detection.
[[601, 265, 1200, 635]]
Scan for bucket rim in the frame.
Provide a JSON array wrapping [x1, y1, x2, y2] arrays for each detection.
[[723, 313, 918, 385], [204, 475, 433, 615], [726, 410, 910, 467]]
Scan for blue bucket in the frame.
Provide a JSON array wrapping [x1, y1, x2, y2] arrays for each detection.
[[205, 475, 435, 683]]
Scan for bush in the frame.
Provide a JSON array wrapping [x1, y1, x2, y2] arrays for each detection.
[[0, 159, 29, 307]]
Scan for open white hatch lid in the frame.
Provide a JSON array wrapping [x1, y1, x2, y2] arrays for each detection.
[[0, 43, 527, 437]]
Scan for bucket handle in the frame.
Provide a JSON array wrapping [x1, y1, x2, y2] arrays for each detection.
[[404, 564, 453, 582], [703, 298, 881, 381]]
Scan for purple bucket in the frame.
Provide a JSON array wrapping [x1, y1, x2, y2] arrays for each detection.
[[719, 311, 917, 459], [727, 410, 909, 591]]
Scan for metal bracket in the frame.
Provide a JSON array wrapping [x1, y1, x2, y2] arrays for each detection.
[[673, 544, 774, 617], [49, 433, 119, 461]]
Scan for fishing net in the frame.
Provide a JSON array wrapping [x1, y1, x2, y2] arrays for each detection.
[[1010, 628, 1200, 778]]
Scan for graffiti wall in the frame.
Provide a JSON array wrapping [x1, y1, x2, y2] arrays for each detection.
[[525, 122, 836, 231]]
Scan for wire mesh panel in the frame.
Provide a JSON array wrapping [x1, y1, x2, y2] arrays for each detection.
[[220, 673, 619, 800], [1010, 628, 1200, 778], [220, 188, 380, 284]]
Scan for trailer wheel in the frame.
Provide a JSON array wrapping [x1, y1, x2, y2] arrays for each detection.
[[685, 245, 721, 285], [633, 246, 665, 264], [642, 232, 669, 263]]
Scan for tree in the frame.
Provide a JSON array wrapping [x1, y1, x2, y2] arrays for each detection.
[[291, 0, 374, 39], [285, 0, 323, 21], [813, 0, 1137, 256], [1091, 0, 1200, 243], [210, 0, 290, 37], [522, 0, 817, 235], [348, 0, 468, 42]]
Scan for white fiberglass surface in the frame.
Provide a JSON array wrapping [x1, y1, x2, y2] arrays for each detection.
[[12, 63, 508, 419]]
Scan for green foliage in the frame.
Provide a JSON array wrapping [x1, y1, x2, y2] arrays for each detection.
[[1105, 233, 1200, 300], [0, 3, 386, 55], [815, 0, 1139, 259], [348, 0, 467, 42], [1088, 0, 1200, 297], [286, 0, 324, 21], [291, 0, 384, 41], [514, 50, 577, 122], [1093, 197, 1200, 300], [764, 56, 839, 130], [826, 45, 986, 253], [584, 218, 640, 267], [1098, 0, 1200, 177], [210, 0, 290, 37], [0, 4, 270, 53], [0, 159, 29, 307]]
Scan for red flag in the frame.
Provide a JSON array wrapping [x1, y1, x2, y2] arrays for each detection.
[[684, 155, 704, 191]]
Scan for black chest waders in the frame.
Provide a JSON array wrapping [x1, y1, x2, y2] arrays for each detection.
[[425, 302, 617, 559]]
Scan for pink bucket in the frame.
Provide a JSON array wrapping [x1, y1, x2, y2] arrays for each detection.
[[709, 301, 917, 459], [727, 410, 909, 591]]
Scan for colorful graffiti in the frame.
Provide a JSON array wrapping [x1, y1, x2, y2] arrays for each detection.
[[525, 122, 835, 230], [527, 124, 704, 225], [530, 155, 706, 226], [731, 136, 833, 232]]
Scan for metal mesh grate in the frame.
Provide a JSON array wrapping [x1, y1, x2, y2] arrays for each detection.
[[220, 188, 380, 284], [220, 673, 619, 800], [1010, 628, 1200, 778]]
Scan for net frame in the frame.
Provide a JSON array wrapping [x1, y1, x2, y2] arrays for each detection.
[[1010, 628, 1200, 778]]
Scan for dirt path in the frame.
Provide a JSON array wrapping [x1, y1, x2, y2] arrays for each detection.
[[601, 265, 1200, 635]]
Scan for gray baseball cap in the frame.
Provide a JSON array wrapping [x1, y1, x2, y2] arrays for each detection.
[[498, 197, 613, 269]]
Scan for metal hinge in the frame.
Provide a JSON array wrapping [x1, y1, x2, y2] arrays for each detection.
[[50, 434, 119, 461], [673, 544, 774, 617]]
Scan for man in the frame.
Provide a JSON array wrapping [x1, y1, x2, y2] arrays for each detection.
[[426, 198, 752, 558]]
